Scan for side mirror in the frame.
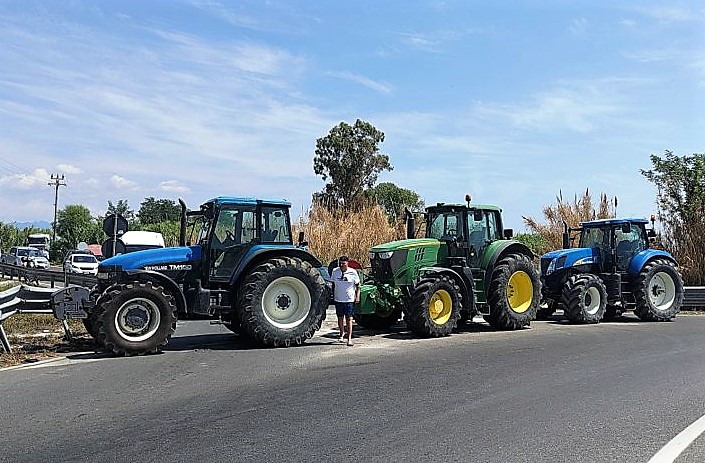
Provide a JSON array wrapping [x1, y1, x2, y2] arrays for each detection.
[[297, 231, 308, 247], [503, 228, 513, 239], [647, 229, 656, 238]]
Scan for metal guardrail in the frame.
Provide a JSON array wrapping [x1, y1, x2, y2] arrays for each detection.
[[0, 262, 97, 288], [683, 286, 705, 307]]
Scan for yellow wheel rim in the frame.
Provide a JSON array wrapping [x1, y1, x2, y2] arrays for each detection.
[[507, 271, 533, 313], [428, 289, 452, 325]]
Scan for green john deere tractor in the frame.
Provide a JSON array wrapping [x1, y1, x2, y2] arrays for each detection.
[[355, 198, 541, 336]]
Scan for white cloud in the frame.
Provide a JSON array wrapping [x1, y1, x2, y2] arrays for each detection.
[[159, 180, 190, 193], [111, 175, 137, 189], [328, 71, 394, 94], [569, 18, 588, 36], [57, 163, 83, 174], [0, 168, 52, 190]]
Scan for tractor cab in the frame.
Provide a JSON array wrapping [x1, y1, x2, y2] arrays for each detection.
[[187, 197, 295, 284], [426, 203, 512, 267]]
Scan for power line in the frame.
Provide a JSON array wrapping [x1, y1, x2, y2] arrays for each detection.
[[48, 174, 67, 244]]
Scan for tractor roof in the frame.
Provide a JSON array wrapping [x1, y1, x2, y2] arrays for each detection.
[[206, 196, 291, 207], [581, 217, 649, 227], [427, 203, 502, 212]]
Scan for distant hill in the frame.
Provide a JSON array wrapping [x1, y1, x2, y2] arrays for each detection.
[[11, 221, 52, 230]]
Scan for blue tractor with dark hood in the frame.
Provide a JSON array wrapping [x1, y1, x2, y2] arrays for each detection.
[[539, 217, 684, 323], [52, 197, 328, 355]]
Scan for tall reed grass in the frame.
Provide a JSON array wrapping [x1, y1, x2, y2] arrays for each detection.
[[295, 203, 405, 268]]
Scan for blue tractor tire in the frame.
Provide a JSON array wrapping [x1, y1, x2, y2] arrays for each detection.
[[633, 258, 684, 321]]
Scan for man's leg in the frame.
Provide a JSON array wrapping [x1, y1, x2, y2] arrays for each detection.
[[337, 315, 345, 342], [346, 312, 353, 345]]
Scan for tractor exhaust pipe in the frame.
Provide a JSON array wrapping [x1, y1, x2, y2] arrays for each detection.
[[179, 198, 187, 246], [405, 208, 415, 239], [562, 220, 570, 249]]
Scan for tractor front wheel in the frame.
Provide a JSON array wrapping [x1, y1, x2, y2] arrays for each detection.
[[95, 281, 177, 355], [633, 259, 684, 321], [405, 275, 461, 337], [562, 274, 607, 324], [239, 257, 327, 347], [484, 253, 541, 330]]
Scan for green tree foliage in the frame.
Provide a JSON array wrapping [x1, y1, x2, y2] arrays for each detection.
[[313, 119, 392, 210], [366, 182, 425, 223], [137, 197, 181, 225], [54, 204, 98, 257], [107, 199, 135, 220], [0, 222, 24, 250], [641, 150, 705, 285]]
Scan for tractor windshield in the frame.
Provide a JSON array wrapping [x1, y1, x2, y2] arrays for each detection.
[[427, 212, 463, 240], [579, 227, 608, 249]]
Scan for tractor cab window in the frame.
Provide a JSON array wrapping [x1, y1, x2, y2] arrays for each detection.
[[613, 223, 646, 269], [210, 206, 255, 280], [467, 211, 487, 246], [486, 211, 501, 241], [428, 212, 462, 240], [579, 227, 607, 249], [261, 207, 291, 243]]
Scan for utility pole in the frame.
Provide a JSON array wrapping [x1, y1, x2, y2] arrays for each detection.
[[48, 174, 67, 245]]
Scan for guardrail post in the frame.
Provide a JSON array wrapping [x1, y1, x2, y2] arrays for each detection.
[[0, 324, 11, 353]]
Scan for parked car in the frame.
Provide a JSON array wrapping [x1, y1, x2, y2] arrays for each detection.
[[1, 246, 50, 269], [64, 252, 99, 275]]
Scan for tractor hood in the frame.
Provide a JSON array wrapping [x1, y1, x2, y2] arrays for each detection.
[[100, 246, 201, 271], [370, 238, 440, 253], [540, 247, 598, 276]]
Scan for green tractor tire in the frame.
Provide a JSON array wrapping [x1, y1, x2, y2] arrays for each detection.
[[484, 253, 541, 330], [405, 275, 462, 337], [561, 273, 607, 324]]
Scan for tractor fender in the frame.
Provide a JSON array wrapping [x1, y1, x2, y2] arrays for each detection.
[[229, 245, 323, 287], [417, 266, 473, 306], [112, 268, 188, 315], [627, 249, 677, 276], [480, 240, 534, 293]]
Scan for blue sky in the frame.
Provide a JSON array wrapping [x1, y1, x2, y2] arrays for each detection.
[[0, 1, 703, 231]]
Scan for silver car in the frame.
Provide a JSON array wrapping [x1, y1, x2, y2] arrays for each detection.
[[1, 246, 50, 269]]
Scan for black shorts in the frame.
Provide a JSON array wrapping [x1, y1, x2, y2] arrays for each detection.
[[335, 302, 355, 317]]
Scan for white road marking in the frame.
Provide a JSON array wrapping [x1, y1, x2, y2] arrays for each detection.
[[648, 413, 705, 463]]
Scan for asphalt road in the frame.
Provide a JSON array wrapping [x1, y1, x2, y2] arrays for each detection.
[[2, 310, 705, 463]]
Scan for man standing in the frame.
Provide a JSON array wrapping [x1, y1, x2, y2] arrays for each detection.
[[331, 255, 360, 346]]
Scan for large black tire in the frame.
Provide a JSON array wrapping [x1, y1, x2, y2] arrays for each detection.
[[405, 275, 461, 337], [633, 259, 684, 321], [239, 257, 327, 347], [82, 311, 101, 340], [561, 274, 607, 324], [484, 253, 541, 330], [354, 308, 402, 330], [95, 281, 177, 355]]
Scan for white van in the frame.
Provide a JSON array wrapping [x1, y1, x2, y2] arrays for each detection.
[[120, 231, 166, 253]]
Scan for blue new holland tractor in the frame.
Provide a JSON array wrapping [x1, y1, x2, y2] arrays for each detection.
[[52, 197, 328, 355], [539, 218, 684, 323]]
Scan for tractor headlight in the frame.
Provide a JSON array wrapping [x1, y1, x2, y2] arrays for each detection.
[[545, 256, 567, 276], [377, 251, 394, 259], [369, 251, 376, 260], [546, 259, 556, 275]]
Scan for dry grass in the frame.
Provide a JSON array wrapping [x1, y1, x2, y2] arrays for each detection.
[[296, 202, 405, 268], [662, 217, 705, 285], [522, 189, 617, 255]]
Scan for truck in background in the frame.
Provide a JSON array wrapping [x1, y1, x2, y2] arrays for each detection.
[[26, 233, 51, 259]]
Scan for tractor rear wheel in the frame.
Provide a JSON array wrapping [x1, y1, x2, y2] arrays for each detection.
[[562, 274, 607, 323], [95, 281, 177, 355], [484, 253, 541, 330], [633, 259, 684, 321], [405, 275, 461, 337], [354, 308, 402, 330], [239, 257, 327, 347]]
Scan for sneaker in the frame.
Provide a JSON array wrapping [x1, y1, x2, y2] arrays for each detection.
[[347, 340, 353, 346], [338, 337, 344, 343]]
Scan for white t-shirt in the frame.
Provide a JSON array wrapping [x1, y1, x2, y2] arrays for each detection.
[[331, 267, 360, 303]]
